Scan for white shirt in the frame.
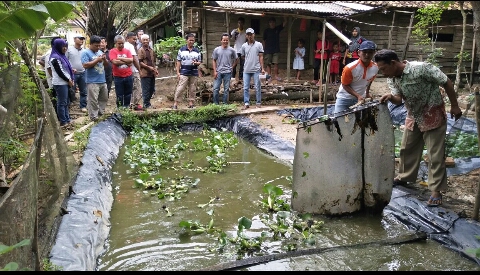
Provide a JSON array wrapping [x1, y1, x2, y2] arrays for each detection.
[[231, 28, 247, 55], [43, 49, 53, 89], [124, 41, 139, 73], [336, 59, 378, 100]]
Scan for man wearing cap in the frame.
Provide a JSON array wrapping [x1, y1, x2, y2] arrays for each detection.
[[67, 34, 87, 112], [240, 28, 265, 109], [333, 40, 378, 114]]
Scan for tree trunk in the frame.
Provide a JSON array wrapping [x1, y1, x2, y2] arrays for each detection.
[[470, 1, 480, 220], [222, 89, 336, 102]]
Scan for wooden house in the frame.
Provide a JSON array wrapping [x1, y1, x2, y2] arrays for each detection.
[[135, 1, 476, 82]]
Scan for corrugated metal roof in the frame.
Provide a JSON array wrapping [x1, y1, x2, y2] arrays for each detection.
[[255, 1, 472, 10], [214, 1, 380, 16]]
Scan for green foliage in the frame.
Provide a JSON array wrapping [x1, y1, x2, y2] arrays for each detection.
[[119, 104, 237, 132], [446, 131, 479, 158], [17, 64, 43, 131], [0, 239, 31, 271], [411, 2, 447, 65], [455, 51, 471, 65], [124, 125, 238, 175], [72, 126, 91, 154], [394, 128, 478, 159], [41, 258, 62, 271], [465, 235, 480, 259], [153, 35, 206, 61], [0, 138, 28, 170], [134, 2, 168, 22], [0, 1, 75, 50], [260, 183, 291, 212], [153, 36, 186, 61], [426, 48, 444, 67]]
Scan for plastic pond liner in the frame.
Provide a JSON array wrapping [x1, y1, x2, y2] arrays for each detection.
[[48, 107, 480, 270]]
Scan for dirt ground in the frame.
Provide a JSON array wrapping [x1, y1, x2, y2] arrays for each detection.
[[68, 65, 480, 219]]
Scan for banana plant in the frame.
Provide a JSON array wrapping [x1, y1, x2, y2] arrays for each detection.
[[0, 1, 75, 50]]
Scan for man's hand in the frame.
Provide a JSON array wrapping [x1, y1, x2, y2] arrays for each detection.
[[450, 105, 463, 121], [379, 93, 391, 103]]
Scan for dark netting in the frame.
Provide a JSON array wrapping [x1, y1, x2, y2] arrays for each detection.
[[0, 64, 78, 271]]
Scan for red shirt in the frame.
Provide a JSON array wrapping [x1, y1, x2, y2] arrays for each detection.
[[314, 39, 331, 60], [109, 48, 133, 77]]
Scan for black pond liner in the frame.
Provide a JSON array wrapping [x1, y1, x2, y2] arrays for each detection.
[[49, 109, 480, 271]]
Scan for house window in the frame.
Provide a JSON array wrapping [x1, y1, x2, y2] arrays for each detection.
[[428, 32, 454, 42], [251, 19, 260, 35]]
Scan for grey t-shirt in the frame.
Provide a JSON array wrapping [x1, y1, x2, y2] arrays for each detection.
[[240, 41, 264, 73], [211, 46, 237, 74], [66, 45, 85, 73]]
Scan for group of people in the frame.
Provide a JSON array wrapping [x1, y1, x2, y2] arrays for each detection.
[[39, 29, 159, 126], [292, 22, 365, 85], [40, 20, 464, 206], [208, 16, 285, 109], [224, 17, 463, 207]]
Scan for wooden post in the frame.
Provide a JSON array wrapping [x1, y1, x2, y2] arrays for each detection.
[[470, 31, 476, 85], [401, 12, 415, 60], [473, 86, 480, 221], [286, 16, 292, 82], [318, 19, 326, 104], [388, 11, 396, 49], [201, 8, 208, 68], [226, 12, 230, 42]]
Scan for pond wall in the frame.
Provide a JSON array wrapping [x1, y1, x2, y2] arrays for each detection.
[[48, 112, 480, 270]]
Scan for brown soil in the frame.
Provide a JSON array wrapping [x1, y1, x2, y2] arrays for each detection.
[[67, 66, 480, 220]]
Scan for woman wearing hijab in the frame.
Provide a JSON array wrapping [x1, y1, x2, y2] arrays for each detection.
[[343, 27, 365, 66], [49, 38, 75, 127]]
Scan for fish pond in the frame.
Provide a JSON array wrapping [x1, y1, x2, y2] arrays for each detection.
[[95, 125, 480, 271]]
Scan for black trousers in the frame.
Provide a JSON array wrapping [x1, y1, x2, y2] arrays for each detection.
[[313, 58, 329, 82]]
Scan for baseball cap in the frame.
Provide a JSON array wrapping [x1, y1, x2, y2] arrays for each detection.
[[73, 34, 85, 40], [246, 28, 254, 34], [358, 40, 376, 51]]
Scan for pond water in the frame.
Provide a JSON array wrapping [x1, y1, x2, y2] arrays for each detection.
[[96, 132, 480, 271]]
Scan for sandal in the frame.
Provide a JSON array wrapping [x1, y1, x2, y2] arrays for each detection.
[[427, 193, 442, 207]]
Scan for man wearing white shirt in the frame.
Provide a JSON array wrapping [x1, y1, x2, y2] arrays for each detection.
[[125, 31, 143, 110], [230, 17, 246, 83]]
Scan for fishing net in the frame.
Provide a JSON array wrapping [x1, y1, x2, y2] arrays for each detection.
[[0, 64, 78, 270]]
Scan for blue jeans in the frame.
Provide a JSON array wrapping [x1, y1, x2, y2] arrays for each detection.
[[141, 77, 156, 108], [212, 72, 231, 104], [334, 97, 358, 114], [232, 53, 244, 80], [114, 75, 133, 108], [74, 72, 87, 108], [243, 72, 261, 106], [54, 84, 71, 125]]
